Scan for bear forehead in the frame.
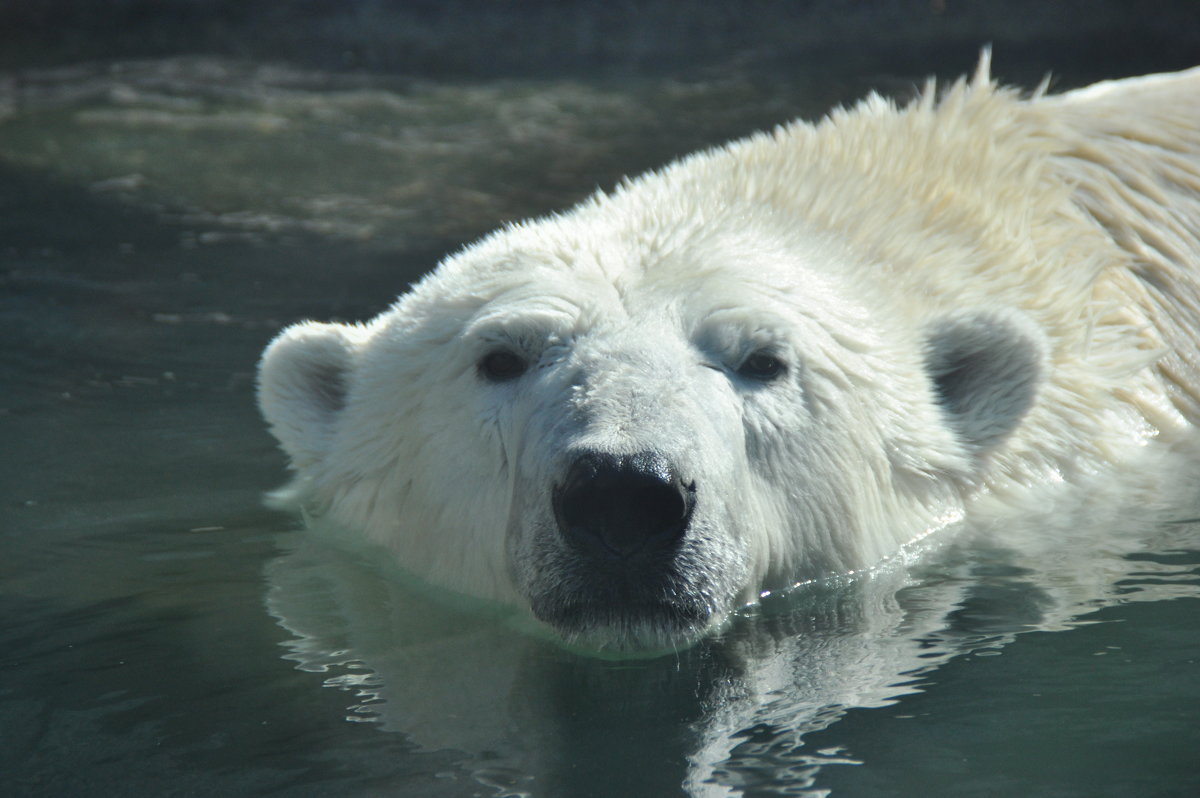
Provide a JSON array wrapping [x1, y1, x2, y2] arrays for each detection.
[[433, 198, 874, 320], [450, 248, 864, 349]]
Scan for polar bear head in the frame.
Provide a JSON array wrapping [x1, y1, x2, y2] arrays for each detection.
[[259, 98, 1052, 652]]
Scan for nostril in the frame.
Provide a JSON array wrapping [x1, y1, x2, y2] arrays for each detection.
[[553, 450, 695, 560]]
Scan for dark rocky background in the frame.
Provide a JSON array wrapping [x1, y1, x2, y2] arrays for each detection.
[[3, 0, 1199, 84]]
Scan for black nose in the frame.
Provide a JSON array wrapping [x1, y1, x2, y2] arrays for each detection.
[[553, 450, 695, 561]]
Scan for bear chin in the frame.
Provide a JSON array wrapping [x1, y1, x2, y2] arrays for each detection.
[[531, 595, 722, 654], [519, 530, 747, 652]]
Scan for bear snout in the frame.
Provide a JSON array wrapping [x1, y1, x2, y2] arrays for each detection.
[[552, 450, 696, 563]]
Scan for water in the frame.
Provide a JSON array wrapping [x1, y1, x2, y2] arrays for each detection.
[[2, 56, 1199, 798]]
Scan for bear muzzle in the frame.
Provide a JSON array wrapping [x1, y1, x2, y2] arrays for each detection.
[[552, 449, 696, 564], [526, 450, 742, 650]]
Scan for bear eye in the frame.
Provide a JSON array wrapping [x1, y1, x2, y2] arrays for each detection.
[[478, 349, 529, 382], [736, 350, 786, 381]]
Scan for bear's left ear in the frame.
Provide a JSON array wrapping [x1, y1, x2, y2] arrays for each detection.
[[258, 321, 361, 470], [922, 309, 1047, 457]]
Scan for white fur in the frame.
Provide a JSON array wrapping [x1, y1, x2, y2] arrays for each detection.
[[259, 61, 1200, 651]]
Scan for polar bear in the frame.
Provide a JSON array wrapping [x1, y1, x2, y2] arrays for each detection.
[[258, 59, 1200, 652]]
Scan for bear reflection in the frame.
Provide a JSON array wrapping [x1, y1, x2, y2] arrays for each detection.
[[265, 484, 1199, 797]]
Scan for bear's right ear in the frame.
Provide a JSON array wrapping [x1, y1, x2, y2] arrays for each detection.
[[257, 321, 360, 470]]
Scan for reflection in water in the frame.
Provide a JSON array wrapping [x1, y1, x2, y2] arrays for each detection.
[[267, 449, 1200, 797]]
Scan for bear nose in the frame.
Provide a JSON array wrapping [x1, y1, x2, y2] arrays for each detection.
[[553, 450, 695, 561]]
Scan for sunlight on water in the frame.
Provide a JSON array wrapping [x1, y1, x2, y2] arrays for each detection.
[[0, 57, 831, 252]]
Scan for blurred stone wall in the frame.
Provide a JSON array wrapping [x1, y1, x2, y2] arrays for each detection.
[[2, 0, 1198, 83]]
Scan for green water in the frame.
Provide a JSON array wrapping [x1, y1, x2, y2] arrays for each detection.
[[2, 56, 1198, 798]]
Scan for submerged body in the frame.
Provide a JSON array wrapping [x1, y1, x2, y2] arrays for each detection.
[[259, 61, 1200, 652]]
